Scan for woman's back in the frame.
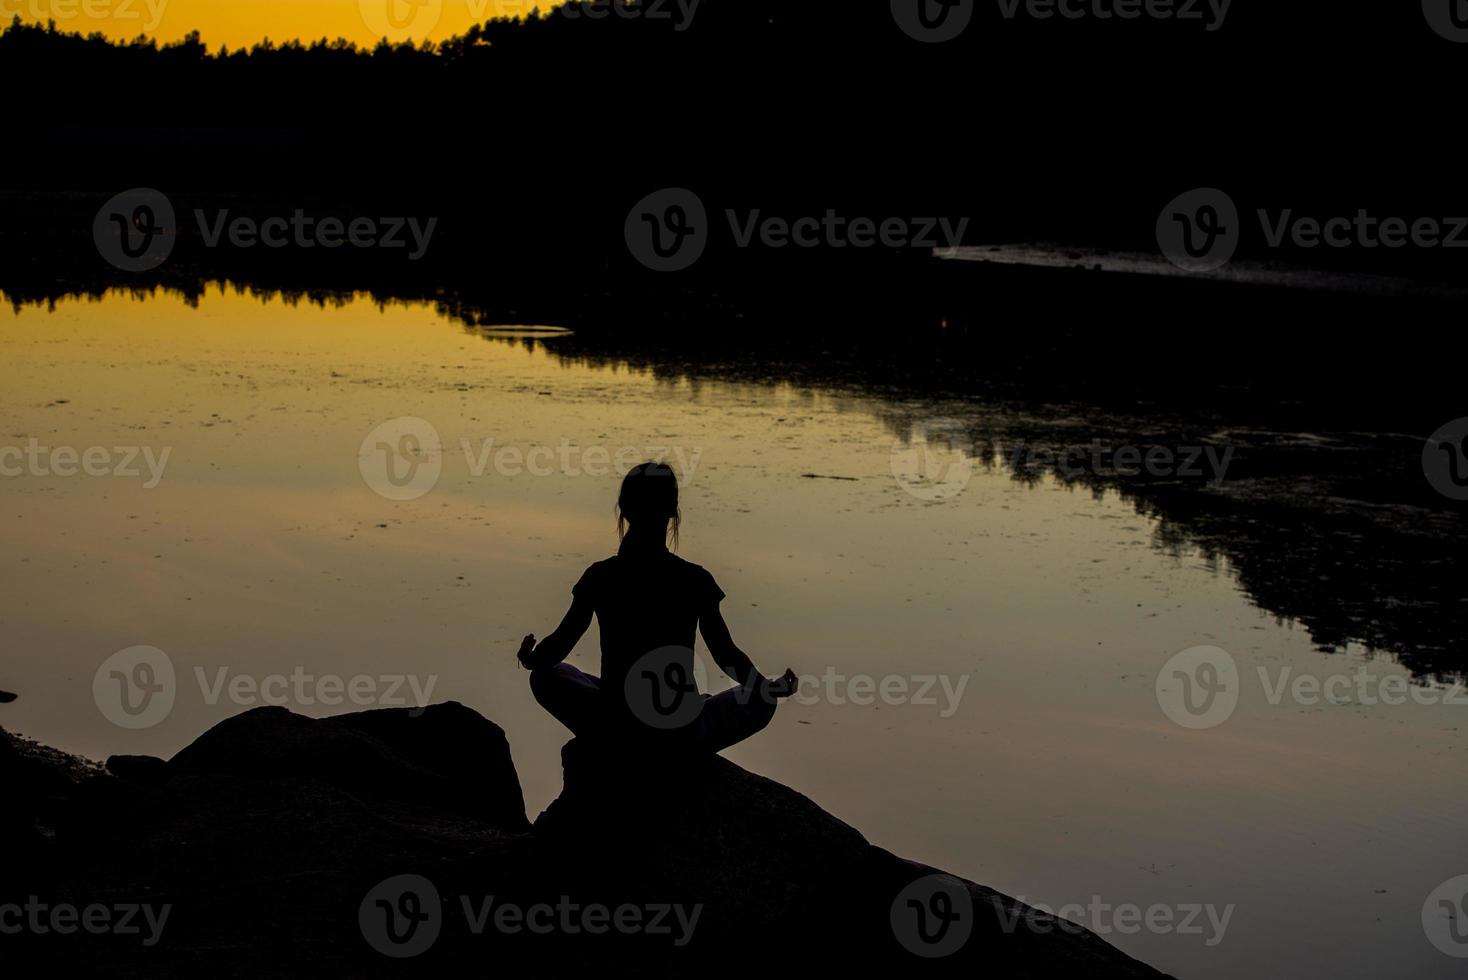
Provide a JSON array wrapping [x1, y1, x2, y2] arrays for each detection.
[[572, 548, 724, 691]]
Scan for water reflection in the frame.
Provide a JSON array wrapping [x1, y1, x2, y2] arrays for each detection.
[[479, 324, 1466, 684], [3, 286, 1465, 980], [4, 281, 1461, 682]]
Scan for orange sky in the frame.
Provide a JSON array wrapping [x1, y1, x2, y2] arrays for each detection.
[[6, 0, 555, 48]]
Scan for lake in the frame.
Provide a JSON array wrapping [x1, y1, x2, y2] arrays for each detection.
[[2, 286, 1464, 979]]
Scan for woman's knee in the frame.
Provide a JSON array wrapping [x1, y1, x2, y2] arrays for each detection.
[[529, 662, 598, 707], [528, 664, 562, 706], [698, 684, 777, 752], [750, 688, 779, 732]]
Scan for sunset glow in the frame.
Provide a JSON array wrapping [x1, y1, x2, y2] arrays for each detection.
[[5, 0, 555, 48]]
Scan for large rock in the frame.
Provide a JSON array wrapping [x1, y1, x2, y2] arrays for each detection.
[[529, 738, 1169, 978], [169, 702, 528, 830], [0, 723, 116, 839], [1, 709, 1168, 978], [334, 700, 528, 829], [0, 725, 30, 850], [1, 723, 130, 911], [4, 707, 535, 976], [104, 753, 169, 786]]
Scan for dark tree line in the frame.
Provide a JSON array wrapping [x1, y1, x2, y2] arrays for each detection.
[[2, 1, 1465, 279]]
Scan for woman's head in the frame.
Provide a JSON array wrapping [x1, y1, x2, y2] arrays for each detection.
[[617, 461, 680, 549]]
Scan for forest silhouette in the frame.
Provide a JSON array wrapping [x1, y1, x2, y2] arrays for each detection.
[[4, 0, 1462, 247], [6, 0, 1468, 308]]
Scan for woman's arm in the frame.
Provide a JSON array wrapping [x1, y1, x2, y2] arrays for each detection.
[[699, 603, 796, 698], [517, 594, 594, 671]]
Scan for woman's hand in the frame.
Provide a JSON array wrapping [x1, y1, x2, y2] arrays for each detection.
[[765, 668, 799, 700], [516, 633, 537, 670]]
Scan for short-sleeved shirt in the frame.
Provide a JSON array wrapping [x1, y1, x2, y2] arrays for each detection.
[[572, 550, 725, 692]]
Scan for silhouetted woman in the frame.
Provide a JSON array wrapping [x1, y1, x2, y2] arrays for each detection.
[[518, 462, 796, 752]]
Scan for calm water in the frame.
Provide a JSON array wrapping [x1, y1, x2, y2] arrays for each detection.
[[2, 289, 1464, 979]]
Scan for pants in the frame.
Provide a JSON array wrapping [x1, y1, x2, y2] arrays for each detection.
[[530, 662, 777, 754]]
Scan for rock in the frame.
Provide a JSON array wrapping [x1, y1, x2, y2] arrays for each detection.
[[104, 754, 170, 787], [10, 707, 535, 975], [0, 725, 23, 837], [535, 738, 872, 927], [168, 703, 529, 830], [0, 723, 110, 812], [2, 709, 1167, 977], [0, 724, 115, 899], [334, 700, 528, 831], [532, 738, 1169, 977]]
